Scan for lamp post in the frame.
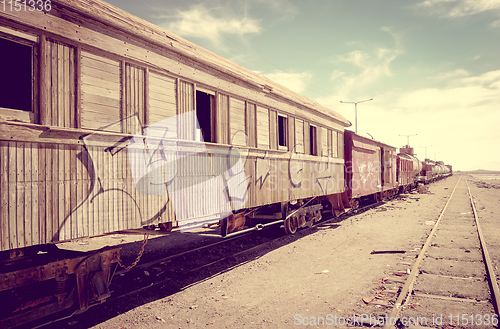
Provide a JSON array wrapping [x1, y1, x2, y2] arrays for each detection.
[[421, 145, 432, 159], [340, 98, 373, 134], [399, 134, 417, 147]]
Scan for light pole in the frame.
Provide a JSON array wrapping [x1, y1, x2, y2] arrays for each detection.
[[340, 98, 373, 134], [399, 134, 417, 147], [421, 145, 432, 159]]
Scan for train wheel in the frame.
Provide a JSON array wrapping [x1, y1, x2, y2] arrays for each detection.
[[284, 215, 298, 234]]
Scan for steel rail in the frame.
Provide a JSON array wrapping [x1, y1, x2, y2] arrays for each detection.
[[383, 176, 462, 329], [465, 177, 500, 315]]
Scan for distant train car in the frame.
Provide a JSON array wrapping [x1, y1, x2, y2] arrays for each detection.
[[341, 131, 398, 209], [419, 159, 452, 184], [397, 146, 422, 193]]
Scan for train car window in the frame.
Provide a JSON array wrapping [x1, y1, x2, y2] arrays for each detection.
[[278, 115, 288, 148], [0, 37, 32, 113], [309, 125, 317, 156], [196, 90, 214, 143]]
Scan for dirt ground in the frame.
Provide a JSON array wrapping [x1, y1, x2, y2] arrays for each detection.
[[57, 174, 500, 329]]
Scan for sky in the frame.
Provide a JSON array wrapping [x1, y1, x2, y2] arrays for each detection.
[[104, 0, 500, 171]]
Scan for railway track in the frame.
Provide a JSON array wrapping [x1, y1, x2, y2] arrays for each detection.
[[382, 176, 499, 329]]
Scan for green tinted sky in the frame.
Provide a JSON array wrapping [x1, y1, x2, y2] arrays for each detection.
[[105, 0, 500, 170]]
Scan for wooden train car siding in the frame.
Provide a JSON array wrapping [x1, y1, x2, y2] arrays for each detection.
[[214, 93, 229, 144], [0, 0, 351, 250], [295, 119, 305, 154], [245, 103, 257, 148], [230, 98, 246, 146], [123, 63, 146, 133], [256, 106, 270, 149], [81, 51, 121, 132], [178, 80, 195, 141], [148, 71, 177, 129], [44, 40, 76, 128]]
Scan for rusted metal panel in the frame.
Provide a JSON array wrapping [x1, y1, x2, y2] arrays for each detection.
[[345, 131, 382, 198]]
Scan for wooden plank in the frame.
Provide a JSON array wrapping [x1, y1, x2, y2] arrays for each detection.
[[52, 143, 59, 242], [64, 45, 71, 128], [38, 144, 46, 245], [256, 106, 269, 149], [320, 127, 328, 157], [24, 143, 32, 246], [246, 102, 256, 148], [288, 116, 295, 152], [8, 142, 17, 248], [144, 67, 149, 126], [0, 142, 9, 250], [81, 76, 121, 99], [16, 142, 25, 248], [76, 143, 84, 238], [230, 98, 246, 146], [31, 144, 39, 246], [50, 41, 57, 126], [81, 92, 121, 108], [69, 144, 78, 237], [57, 42, 64, 127], [295, 119, 304, 154], [112, 144, 119, 232], [82, 51, 121, 67], [269, 110, 277, 150], [39, 35, 49, 126], [331, 130, 338, 158], [95, 146, 104, 235], [149, 99, 176, 113], [58, 144, 66, 240], [75, 46, 81, 128], [79, 63, 120, 81], [304, 121, 310, 155], [63, 144, 71, 239], [45, 145, 52, 243]]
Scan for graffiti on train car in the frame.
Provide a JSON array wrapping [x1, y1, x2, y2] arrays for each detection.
[[52, 113, 343, 238]]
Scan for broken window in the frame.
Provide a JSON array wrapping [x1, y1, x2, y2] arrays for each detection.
[[0, 37, 32, 113], [278, 115, 288, 148], [195, 90, 214, 143], [309, 125, 317, 156]]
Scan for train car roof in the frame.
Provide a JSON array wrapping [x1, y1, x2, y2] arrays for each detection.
[[344, 130, 397, 151], [40, 0, 350, 127]]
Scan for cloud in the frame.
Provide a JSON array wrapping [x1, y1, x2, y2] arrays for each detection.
[[157, 4, 261, 47], [415, 0, 500, 17], [258, 71, 313, 94], [325, 27, 404, 100], [396, 69, 500, 111]]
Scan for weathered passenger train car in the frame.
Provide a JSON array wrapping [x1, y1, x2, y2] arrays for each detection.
[[0, 1, 350, 325]]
